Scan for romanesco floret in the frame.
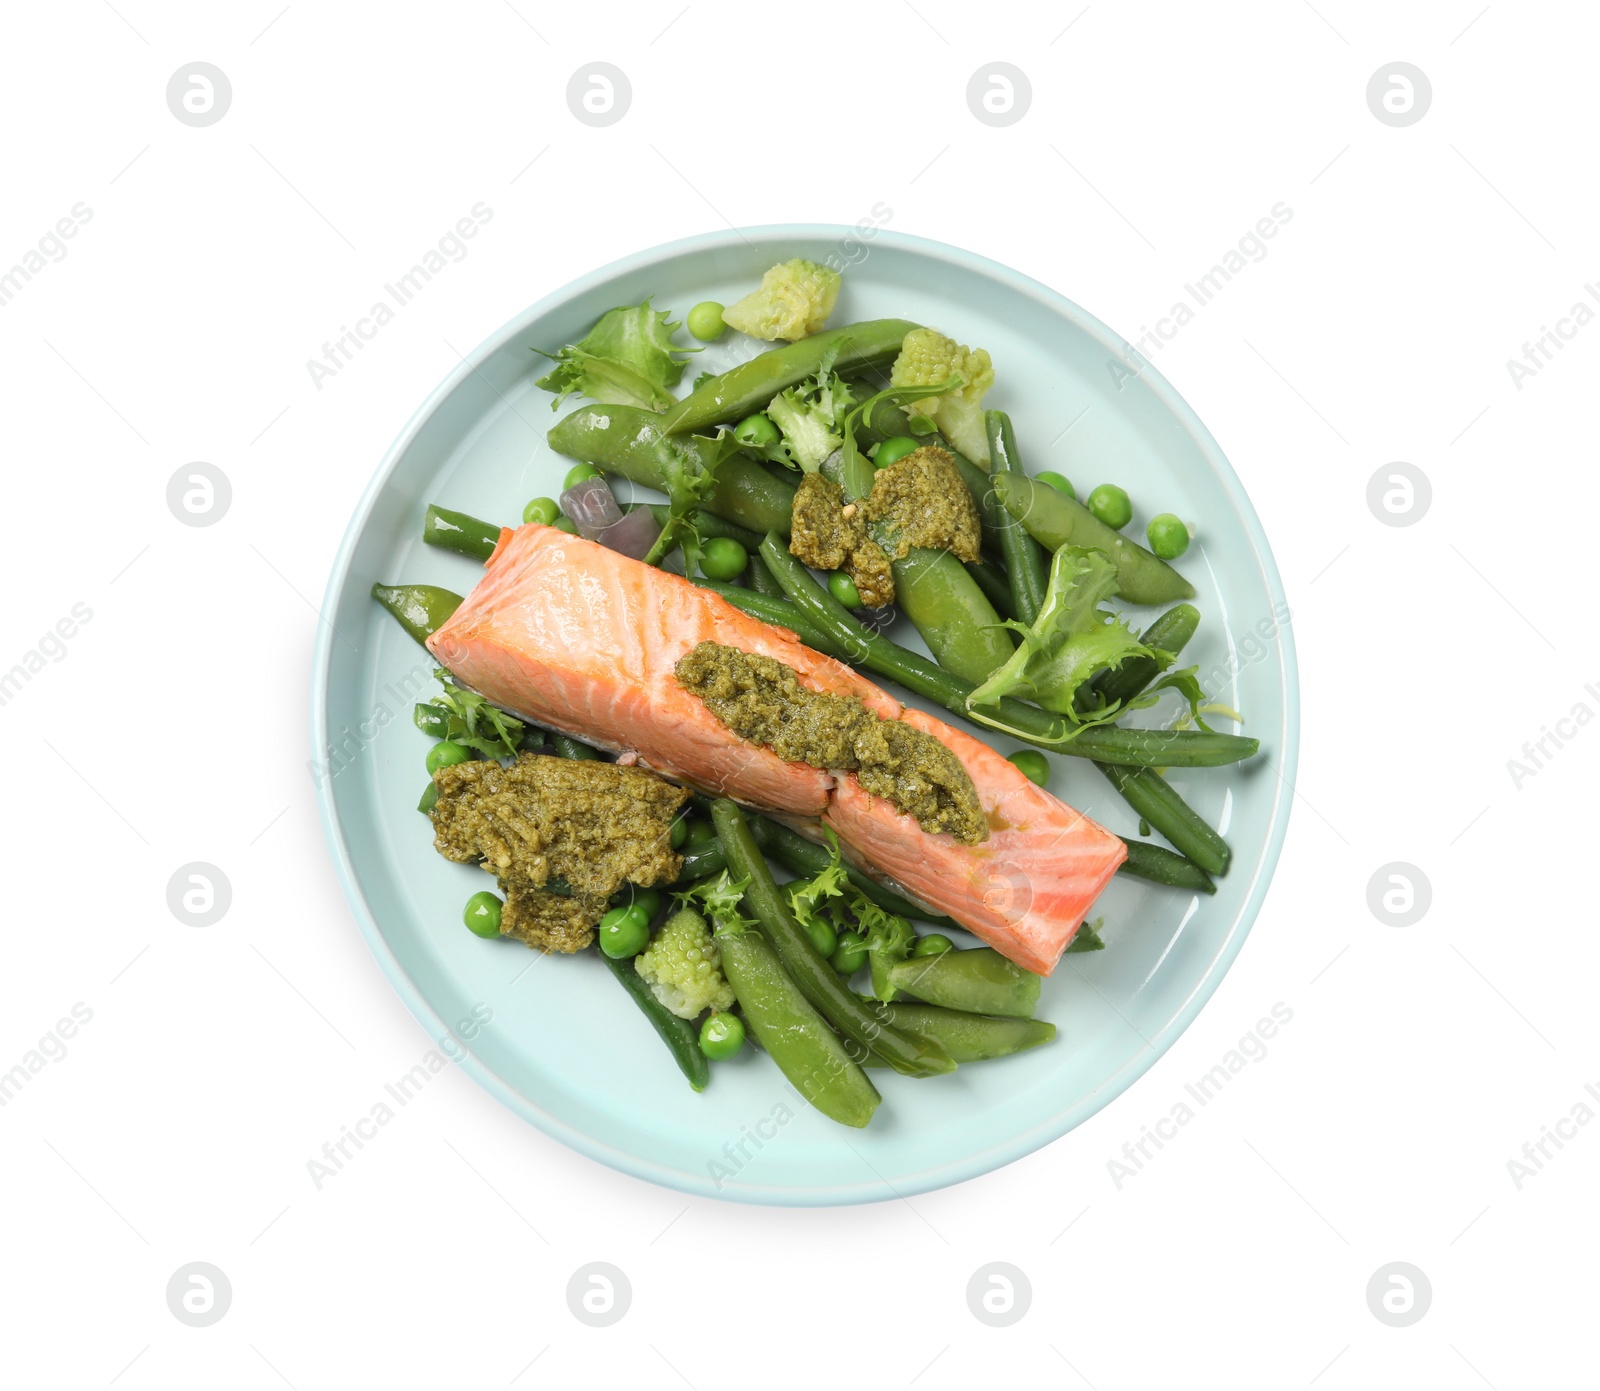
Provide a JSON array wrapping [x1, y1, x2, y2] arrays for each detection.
[[634, 906, 735, 1019], [888, 327, 996, 466], [722, 259, 841, 341]]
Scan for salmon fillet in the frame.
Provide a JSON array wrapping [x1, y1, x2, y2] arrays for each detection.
[[427, 524, 1126, 975]]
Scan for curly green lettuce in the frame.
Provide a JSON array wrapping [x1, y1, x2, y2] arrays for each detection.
[[416, 672, 525, 759], [535, 300, 692, 411]]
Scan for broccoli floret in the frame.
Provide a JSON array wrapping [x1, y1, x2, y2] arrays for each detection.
[[536, 300, 692, 412], [765, 368, 857, 472], [634, 905, 735, 1019], [722, 259, 842, 341], [888, 327, 996, 465]]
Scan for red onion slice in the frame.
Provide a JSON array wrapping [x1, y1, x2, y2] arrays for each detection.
[[560, 476, 623, 540], [595, 506, 662, 561]]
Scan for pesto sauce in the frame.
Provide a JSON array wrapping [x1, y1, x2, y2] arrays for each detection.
[[430, 754, 688, 951], [675, 641, 988, 845]]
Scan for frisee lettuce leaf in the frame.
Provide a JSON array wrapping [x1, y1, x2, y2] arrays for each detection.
[[418, 671, 526, 759], [535, 300, 693, 412], [965, 547, 1155, 736]]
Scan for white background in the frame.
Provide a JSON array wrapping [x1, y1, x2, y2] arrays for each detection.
[[2, 1, 1595, 1386]]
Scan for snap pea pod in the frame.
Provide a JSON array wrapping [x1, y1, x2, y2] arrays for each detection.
[[1090, 603, 1202, 709], [862, 1003, 1056, 1065], [371, 583, 462, 647], [672, 842, 725, 885], [742, 813, 957, 931], [660, 319, 919, 435], [984, 411, 1050, 626], [596, 946, 708, 1093], [1117, 836, 1217, 894], [759, 537, 1258, 767], [710, 799, 955, 1078], [712, 910, 879, 1127], [550, 733, 600, 761], [1099, 764, 1230, 875], [886, 947, 1042, 1019], [548, 404, 796, 536], [692, 581, 846, 658], [993, 472, 1195, 605], [423, 504, 502, 563]]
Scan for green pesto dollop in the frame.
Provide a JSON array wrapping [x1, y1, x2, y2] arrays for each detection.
[[430, 753, 688, 952], [789, 473, 895, 608], [674, 641, 988, 845]]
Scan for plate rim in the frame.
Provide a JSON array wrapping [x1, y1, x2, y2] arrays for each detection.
[[311, 223, 1300, 1206]]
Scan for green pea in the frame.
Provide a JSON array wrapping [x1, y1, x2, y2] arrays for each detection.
[[620, 887, 663, 923], [522, 496, 560, 525], [699, 536, 748, 581], [552, 515, 578, 535], [733, 412, 780, 448], [1147, 513, 1191, 560], [598, 905, 650, 959], [682, 819, 718, 855], [1036, 470, 1075, 500], [670, 815, 689, 850], [426, 740, 471, 774], [463, 890, 503, 938], [563, 463, 601, 490], [802, 912, 837, 960], [1087, 483, 1133, 530], [687, 301, 726, 342], [827, 571, 862, 608], [912, 933, 953, 957], [873, 435, 920, 468], [699, 1011, 746, 1060], [1008, 749, 1050, 786], [831, 931, 868, 975]]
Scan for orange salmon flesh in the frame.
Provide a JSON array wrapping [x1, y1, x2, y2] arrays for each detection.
[[427, 524, 1126, 974]]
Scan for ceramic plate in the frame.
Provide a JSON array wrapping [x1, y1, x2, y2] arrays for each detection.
[[312, 226, 1297, 1205]]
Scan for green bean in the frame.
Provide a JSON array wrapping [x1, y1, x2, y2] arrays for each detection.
[[965, 557, 1015, 619], [864, 1003, 1056, 1065], [742, 813, 956, 930], [712, 909, 880, 1127], [548, 404, 797, 536], [423, 505, 502, 563], [993, 472, 1195, 605], [550, 733, 600, 761], [1090, 603, 1202, 709], [745, 551, 786, 599], [692, 581, 846, 658], [1117, 836, 1217, 893], [660, 320, 918, 435], [887, 947, 1042, 1019], [759, 537, 1256, 766], [371, 583, 462, 647], [597, 946, 709, 1092], [1099, 764, 1230, 874], [984, 411, 1050, 625], [710, 800, 955, 1078], [672, 842, 726, 885]]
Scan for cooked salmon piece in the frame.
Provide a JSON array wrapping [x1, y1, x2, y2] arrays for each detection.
[[427, 524, 1126, 975]]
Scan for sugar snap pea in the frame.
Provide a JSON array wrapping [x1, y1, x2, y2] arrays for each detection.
[[710, 799, 955, 1078], [548, 404, 797, 536], [865, 1003, 1056, 1065], [993, 472, 1195, 605], [660, 320, 919, 435], [371, 583, 462, 646], [713, 907, 880, 1128], [887, 947, 1042, 1019]]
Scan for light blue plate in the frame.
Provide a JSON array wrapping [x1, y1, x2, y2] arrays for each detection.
[[312, 227, 1298, 1205]]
